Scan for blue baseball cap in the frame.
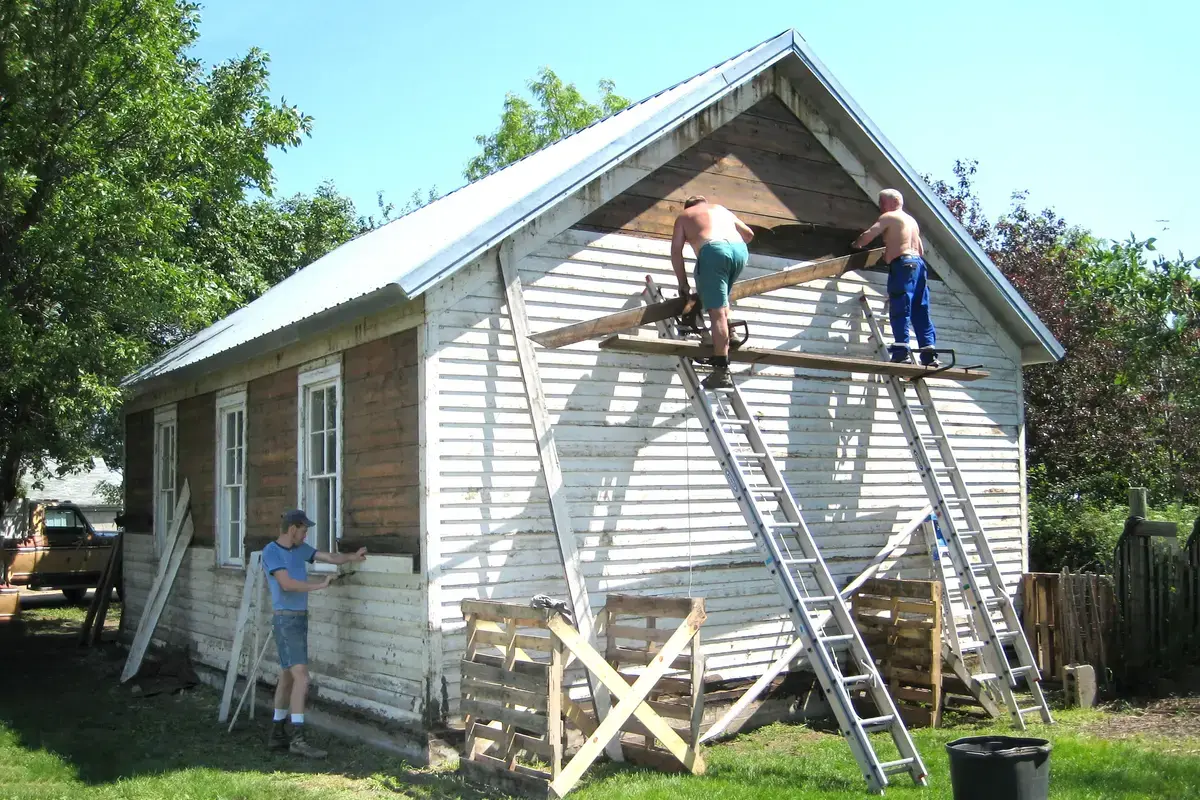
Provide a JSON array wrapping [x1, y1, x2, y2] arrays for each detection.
[[282, 509, 316, 528]]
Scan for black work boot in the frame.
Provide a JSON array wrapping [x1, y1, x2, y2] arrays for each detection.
[[702, 364, 733, 390], [267, 721, 289, 751], [919, 347, 941, 368], [889, 345, 911, 364], [288, 727, 327, 759]]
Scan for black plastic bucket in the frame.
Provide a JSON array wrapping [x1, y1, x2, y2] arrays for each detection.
[[945, 736, 1052, 800]]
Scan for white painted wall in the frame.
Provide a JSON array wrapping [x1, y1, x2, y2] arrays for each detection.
[[121, 534, 426, 724], [428, 228, 1025, 708]]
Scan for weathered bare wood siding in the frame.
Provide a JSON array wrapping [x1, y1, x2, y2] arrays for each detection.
[[124, 409, 155, 531], [177, 393, 215, 547], [343, 330, 421, 560], [429, 228, 1024, 706], [246, 367, 298, 552]]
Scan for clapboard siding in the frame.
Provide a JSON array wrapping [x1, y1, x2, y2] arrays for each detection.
[[429, 228, 1024, 705], [343, 330, 421, 559], [121, 533, 426, 723]]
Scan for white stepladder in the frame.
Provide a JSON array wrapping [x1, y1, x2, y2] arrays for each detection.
[[643, 278, 927, 794], [858, 293, 1053, 729]]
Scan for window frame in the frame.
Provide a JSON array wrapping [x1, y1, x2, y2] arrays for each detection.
[[296, 361, 342, 557], [215, 387, 248, 568], [152, 404, 178, 555]]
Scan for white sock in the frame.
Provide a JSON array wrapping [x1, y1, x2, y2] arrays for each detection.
[[273, 709, 287, 722], [291, 713, 304, 725]]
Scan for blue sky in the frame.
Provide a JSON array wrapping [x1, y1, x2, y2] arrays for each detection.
[[193, 0, 1197, 258]]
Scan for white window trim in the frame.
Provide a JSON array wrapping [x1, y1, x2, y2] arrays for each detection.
[[297, 360, 343, 563], [152, 404, 178, 556], [215, 387, 248, 568]]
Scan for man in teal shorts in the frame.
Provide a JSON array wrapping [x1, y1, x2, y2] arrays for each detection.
[[671, 195, 754, 389]]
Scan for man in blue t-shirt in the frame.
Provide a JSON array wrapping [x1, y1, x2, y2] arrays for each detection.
[[263, 509, 367, 757]]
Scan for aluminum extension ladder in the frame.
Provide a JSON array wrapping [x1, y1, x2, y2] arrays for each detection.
[[858, 293, 1053, 729], [644, 279, 927, 794]]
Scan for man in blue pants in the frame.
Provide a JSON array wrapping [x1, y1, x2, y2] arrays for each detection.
[[853, 189, 939, 367]]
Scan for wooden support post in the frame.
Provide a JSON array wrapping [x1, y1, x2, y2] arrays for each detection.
[[79, 531, 123, 646], [219, 552, 262, 722], [1129, 487, 1148, 519], [120, 480, 193, 683], [497, 244, 620, 762]]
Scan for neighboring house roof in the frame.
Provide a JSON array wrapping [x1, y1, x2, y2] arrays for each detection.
[[26, 459, 123, 508], [125, 29, 1063, 389]]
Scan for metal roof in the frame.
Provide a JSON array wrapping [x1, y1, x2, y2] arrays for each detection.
[[125, 29, 1061, 388]]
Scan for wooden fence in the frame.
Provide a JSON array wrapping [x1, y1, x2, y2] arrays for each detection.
[[1020, 570, 1115, 689]]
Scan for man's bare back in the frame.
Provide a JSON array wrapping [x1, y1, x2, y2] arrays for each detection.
[[674, 202, 754, 256], [853, 190, 923, 262]]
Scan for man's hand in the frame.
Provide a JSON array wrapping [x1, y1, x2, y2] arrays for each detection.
[[351, 547, 367, 562], [316, 575, 334, 590]]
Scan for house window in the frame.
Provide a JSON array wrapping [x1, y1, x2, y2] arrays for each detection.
[[297, 362, 341, 553], [216, 389, 247, 566], [152, 405, 178, 552]]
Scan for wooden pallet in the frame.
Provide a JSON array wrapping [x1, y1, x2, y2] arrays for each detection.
[[601, 594, 705, 772], [459, 600, 565, 800], [853, 578, 948, 728]]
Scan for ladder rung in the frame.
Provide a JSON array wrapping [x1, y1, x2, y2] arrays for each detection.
[[782, 558, 818, 567], [998, 630, 1019, 642], [748, 485, 785, 494], [1018, 706, 1045, 716], [970, 563, 991, 575], [799, 595, 838, 606], [960, 639, 985, 652], [858, 714, 895, 731], [880, 757, 917, 775], [1010, 665, 1035, 675], [720, 419, 751, 427], [819, 634, 856, 644], [972, 672, 999, 683], [736, 452, 768, 460], [842, 673, 874, 686]]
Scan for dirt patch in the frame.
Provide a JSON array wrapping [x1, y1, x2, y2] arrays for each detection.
[[1082, 698, 1200, 753]]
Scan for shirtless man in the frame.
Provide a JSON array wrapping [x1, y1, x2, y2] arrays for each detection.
[[671, 196, 754, 389], [853, 189, 938, 366]]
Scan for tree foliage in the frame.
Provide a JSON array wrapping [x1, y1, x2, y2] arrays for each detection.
[[465, 67, 630, 182], [0, 0, 312, 505], [930, 161, 1200, 569]]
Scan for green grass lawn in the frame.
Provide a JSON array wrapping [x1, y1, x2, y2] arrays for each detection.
[[2, 600, 1199, 799]]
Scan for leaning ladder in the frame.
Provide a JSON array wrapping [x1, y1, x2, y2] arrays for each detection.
[[858, 293, 1053, 729], [644, 279, 927, 794]]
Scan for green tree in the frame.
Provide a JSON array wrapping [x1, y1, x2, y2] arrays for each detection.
[[0, 0, 310, 508], [465, 67, 630, 182]]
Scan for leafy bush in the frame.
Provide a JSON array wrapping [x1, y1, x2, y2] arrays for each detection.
[[1029, 498, 1200, 573]]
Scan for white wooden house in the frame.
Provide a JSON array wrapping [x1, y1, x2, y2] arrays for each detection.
[[119, 30, 1062, 761]]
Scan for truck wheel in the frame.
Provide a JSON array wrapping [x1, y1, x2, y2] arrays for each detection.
[[60, 588, 87, 604]]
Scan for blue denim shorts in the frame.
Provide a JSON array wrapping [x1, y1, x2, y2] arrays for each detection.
[[272, 612, 309, 668]]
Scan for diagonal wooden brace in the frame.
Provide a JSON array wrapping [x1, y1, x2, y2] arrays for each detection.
[[548, 610, 707, 797]]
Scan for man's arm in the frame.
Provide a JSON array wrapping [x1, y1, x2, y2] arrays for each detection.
[[670, 216, 689, 293], [314, 547, 367, 566], [853, 217, 886, 250], [270, 569, 332, 593]]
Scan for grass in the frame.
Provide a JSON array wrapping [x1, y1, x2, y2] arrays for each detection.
[[3, 599, 1200, 799]]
